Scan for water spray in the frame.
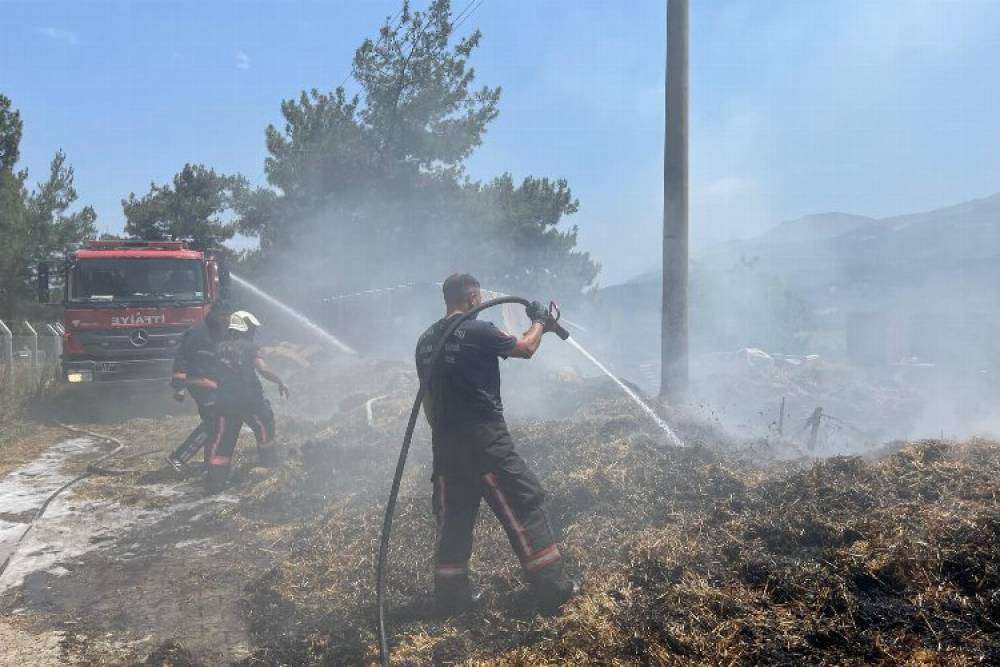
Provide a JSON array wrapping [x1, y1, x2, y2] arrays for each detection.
[[229, 273, 357, 354], [565, 337, 685, 448], [375, 296, 682, 666]]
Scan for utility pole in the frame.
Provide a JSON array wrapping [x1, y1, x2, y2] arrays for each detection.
[[661, 0, 689, 401]]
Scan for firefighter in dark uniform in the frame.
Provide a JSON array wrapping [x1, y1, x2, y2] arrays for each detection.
[[415, 273, 577, 614], [167, 303, 232, 470], [202, 310, 289, 493]]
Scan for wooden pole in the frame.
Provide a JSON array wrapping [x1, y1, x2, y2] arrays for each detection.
[[661, 0, 689, 400]]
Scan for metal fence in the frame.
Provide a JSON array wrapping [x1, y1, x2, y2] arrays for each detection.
[[0, 319, 63, 402]]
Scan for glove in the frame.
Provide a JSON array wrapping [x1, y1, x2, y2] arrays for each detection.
[[525, 300, 548, 325], [172, 389, 186, 403]]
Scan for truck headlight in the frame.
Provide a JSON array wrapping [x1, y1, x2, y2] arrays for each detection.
[[67, 370, 93, 383]]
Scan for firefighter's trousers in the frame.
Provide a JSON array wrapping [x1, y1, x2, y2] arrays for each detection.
[[204, 399, 276, 491], [170, 390, 215, 465], [432, 418, 565, 594]]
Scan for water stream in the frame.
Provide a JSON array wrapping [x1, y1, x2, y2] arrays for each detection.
[[230, 274, 680, 445], [566, 337, 685, 448], [230, 273, 357, 354]]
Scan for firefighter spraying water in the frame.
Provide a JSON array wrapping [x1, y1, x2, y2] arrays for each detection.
[[376, 274, 579, 665], [415, 275, 577, 613]]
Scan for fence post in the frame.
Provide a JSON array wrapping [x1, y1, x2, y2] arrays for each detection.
[[45, 323, 62, 382], [24, 321, 39, 378], [0, 319, 13, 401]]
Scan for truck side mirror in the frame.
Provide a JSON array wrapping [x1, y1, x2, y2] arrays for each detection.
[[38, 262, 50, 303]]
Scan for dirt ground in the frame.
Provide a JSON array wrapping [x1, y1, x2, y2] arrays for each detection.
[[0, 355, 409, 665], [0, 421, 282, 664]]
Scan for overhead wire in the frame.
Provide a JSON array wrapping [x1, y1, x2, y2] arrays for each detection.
[[453, 0, 487, 29], [291, 0, 488, 154], [335, 5, 406, 92]]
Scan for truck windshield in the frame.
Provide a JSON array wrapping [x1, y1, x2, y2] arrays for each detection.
[[69, 258, 206, 304]]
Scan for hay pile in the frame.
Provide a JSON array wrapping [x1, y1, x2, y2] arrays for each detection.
[[498, 439, 1000, 665], [224, 373, 1000, 665]]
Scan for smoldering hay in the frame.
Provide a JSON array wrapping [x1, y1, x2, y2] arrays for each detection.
[[163, 355, 1000, 666]]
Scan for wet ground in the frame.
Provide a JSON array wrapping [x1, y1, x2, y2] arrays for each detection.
[[0, 356, 402, 665], [0, 428, 281, 665], [1, 437, 116, 592]]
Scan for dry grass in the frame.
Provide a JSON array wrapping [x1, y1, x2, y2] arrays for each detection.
[[224, 379, 1000, 666], [494, 440, 1000, 666]]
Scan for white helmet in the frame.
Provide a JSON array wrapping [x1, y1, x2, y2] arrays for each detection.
[[228, 310, 261, 332]]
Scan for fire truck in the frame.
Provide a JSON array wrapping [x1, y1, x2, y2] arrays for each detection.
[[39, 240, 228, 384]]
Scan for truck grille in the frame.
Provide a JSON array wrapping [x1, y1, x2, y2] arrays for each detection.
[[75, 327, 187, 360]]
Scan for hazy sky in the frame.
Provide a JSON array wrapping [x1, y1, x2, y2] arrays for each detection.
[[4, 1, 1000, 284]]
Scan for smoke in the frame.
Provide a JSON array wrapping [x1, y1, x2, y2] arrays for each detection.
[[224, 1, 1000, 454], [233, 185, 1000, 454]]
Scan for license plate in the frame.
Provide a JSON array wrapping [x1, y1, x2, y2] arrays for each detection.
[[99, 361, 119, 374]]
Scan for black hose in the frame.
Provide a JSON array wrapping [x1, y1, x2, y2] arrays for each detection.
[[375, 296, 532, 666]]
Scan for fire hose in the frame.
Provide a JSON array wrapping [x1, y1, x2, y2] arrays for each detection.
[[375, 296, 569, 666]]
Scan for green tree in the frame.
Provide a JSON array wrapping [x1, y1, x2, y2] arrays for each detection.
[[0, 95, 96, 319], [123, 163, 246, 249], [353, 0, 500, 170], [473, 174, 600, 297], [239, 0, 598, 298]]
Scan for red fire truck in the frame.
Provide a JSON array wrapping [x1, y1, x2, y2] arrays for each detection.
[[39, 240, 228, 384]]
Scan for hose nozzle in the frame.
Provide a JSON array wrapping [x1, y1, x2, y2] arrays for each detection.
[[548, 301, 570, 340]]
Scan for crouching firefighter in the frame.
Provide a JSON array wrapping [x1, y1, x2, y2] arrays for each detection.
[[167, 302, 233, 470], [203, 310, 289, 494], [415, 273, 578, 615]]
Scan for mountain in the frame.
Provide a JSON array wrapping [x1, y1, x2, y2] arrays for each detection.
[[690, 192, 1000, 310], [616, 193, 1000, 297], [757, 212, 876, 245], [603, 193, 1000, 363]]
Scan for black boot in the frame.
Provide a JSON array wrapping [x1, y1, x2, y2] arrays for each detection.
[[529, 564, 578, 615], [206, 465, 229, 494], [434, 575, 483, 616]]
